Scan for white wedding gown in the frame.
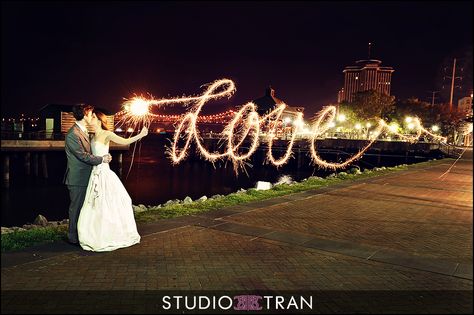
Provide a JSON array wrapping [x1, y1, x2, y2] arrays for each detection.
[[78, 139, 140, 252]]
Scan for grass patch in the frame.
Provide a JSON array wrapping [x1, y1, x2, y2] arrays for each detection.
[[1, 225, 67, 252], [2, 158, 448, 252], [136, 173, 364, 222], [135, 159, 446, 223]]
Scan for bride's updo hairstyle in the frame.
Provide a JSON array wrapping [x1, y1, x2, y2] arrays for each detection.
[[93, 110, 110, 131]]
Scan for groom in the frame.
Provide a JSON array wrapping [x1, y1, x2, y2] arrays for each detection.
[[64, 104, 112, 245]]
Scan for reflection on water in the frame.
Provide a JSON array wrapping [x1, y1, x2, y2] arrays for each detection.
[[123, 136, 316, 206], [1, 134, 429, 227]]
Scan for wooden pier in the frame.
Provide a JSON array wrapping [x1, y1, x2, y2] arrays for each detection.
[[1, 140, 129, 187]]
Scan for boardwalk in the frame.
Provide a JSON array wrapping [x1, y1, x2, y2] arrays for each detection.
[[1, 153, 473, 313]]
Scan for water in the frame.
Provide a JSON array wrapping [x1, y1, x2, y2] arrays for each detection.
[[1, 134, 432, 227]]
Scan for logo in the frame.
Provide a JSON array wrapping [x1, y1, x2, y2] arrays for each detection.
[[233, 295, 263, 311]]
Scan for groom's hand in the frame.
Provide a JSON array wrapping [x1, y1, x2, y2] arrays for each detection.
[[102, 154, 112, 163]]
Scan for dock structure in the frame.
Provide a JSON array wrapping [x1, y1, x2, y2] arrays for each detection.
[[1, 140, 129, 187]]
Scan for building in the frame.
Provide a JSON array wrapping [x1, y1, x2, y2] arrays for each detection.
[[252, 87, 305, 138], [458, 94, 473, 115], [339, 59, 394, 103], [253, 87, 304, 120], [39, 104, 114, 139]]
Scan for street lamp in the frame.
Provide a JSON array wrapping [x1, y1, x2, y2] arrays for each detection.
[[388, 123, 399, 133], [405, 116, 413, 123], [431, 125, 439, 132], [337, 114, 346, 122], [365, 122, 372, 139]]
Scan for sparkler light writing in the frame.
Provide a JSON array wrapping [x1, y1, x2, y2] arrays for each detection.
[[119, 79, 447, 173]]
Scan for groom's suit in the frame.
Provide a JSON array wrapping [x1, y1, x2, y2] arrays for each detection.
[[64, 123, 103, 243]]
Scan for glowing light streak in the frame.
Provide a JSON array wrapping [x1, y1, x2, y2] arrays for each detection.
[[119, 79, 449, 173]]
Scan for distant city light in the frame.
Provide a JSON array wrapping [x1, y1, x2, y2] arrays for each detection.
[[283, 117, 292, 124], [366, 122, 372, 128], [127, 128, 134, 132], [115, 128, 123, 132], [431, 125, 439, 132], [293, 120, 304, 127], [407, 122, 415, 130], [337, 114, 346, 122], [405, 116, 413, 123], [388, 123, 399, 133], [328, 121, 336, 128], [355, 123, 362, 130]]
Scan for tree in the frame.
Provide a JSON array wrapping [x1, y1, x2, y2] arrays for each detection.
[[392, 98, 466, 139], [391, 97, 436, 125], [432, 104, 467, 141], [349, 90, 396, 120]]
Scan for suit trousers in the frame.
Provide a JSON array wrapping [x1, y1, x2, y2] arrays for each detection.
[[67, 185, 88, 243]]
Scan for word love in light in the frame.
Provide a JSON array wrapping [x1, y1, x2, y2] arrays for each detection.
[[123, 79, 447, 173], [166, 79, 446, 172]]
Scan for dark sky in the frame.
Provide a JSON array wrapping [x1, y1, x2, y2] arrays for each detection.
[[1, 1, 473, 117]]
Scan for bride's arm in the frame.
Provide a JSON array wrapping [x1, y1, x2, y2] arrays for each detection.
[[105, 127, 148, 145]]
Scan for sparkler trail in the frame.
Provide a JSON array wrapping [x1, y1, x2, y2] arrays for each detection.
[[118, 78, 449, 174], [438, 122, 473, 180]]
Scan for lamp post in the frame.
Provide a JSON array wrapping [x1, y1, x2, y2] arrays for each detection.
[[365, 122, 371, 139]]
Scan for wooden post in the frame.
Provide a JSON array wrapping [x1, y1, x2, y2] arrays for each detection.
[[297, 148, 302, 169], [33, 153, 39, 177], [41, 152, 48, 179], [117, 153, 123, 178], [25, 152, 31, 176], [3, 154, 9, 188]]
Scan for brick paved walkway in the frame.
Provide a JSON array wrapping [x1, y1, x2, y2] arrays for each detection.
[[2, 154, 473, 313]]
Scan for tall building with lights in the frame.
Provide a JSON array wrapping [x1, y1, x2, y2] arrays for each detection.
[[338, 59, 394, 103]]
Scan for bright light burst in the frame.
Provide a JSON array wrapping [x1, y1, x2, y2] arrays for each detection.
[[118, 95, 155, 131], [128, 98, 149, 116], [118, 79, 448, 174]]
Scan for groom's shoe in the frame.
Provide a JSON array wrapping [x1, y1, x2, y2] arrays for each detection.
[[67, 239, 80, 247]]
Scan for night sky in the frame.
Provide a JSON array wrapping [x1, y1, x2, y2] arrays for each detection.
[[1, 1, 473, 117]]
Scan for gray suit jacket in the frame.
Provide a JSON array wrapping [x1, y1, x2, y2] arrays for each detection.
[[64, 124, 103, 186]]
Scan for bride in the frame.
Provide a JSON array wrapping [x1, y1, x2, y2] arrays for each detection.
[[77, 110, 148, 252]]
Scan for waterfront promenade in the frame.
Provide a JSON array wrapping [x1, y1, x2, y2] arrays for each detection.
[[1, 153, 472, 313]]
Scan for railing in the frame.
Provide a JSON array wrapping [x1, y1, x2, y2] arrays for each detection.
[[1, 131, 66, 140], [1, 130, 169, 140], [439, 142, 465, 158]]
